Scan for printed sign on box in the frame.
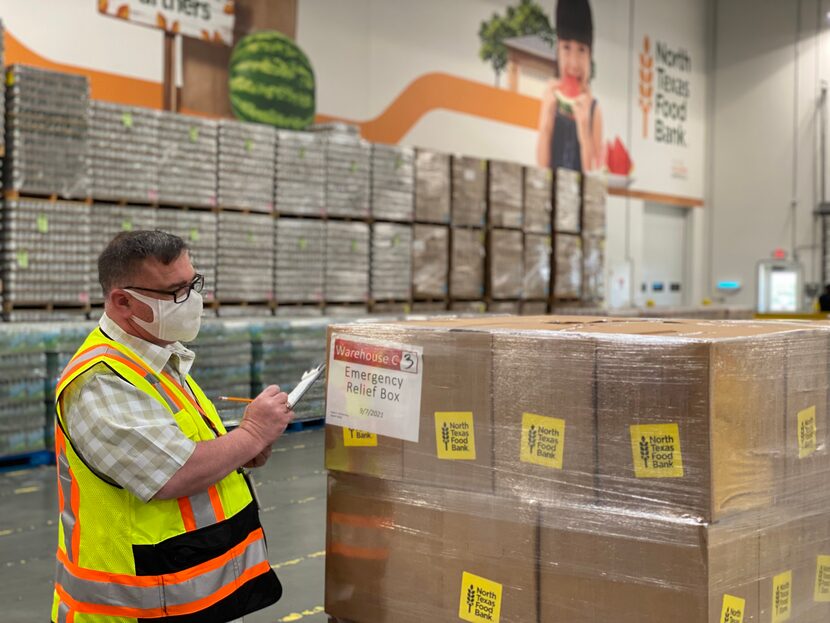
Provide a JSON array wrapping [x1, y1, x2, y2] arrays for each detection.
[[325, 334, 423, 442]]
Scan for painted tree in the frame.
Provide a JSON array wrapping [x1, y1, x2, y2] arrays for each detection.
[[478, 0, 556, 86]]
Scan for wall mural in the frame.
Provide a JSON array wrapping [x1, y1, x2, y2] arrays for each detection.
[[229, 30, 316, 130]]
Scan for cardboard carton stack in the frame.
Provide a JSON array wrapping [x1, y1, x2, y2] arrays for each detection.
[[414, 149, 451, 224], [274, 130, 326, 217], [274, 218, 325, 304], [324, 316, 830, 623], [488, 160, 523, 229], [216, 119, 276, 212], [450, 228, 485, 300], [451, 156, 487, 227]]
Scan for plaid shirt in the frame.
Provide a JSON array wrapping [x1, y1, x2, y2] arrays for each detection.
[[61, 314, 198, 502]]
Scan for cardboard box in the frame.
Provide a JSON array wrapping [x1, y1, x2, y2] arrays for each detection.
[[326, 473, 538, 623], [412, 224, 448, 299], [554, 233, 582, 299], [489, 160, 523, 229], [760, 509, 830, 623], [784, 328, 830, 508], [325, 320, 494, 493], [490, 320, 597, 504], [539, 504, 760, 623], [451, 228, 485, 300], [586, 320, 804, 520], [523, 233, 551, 300], [523, 166, 552, 234], [415, 148, 451, 224], [452, 156, 487, 227], [489, 229, 524, 300]]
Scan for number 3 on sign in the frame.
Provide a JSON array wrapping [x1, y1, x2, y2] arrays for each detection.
[[400, 350, 418, 373]]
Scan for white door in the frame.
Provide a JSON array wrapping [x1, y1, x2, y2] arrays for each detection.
[[642, 203, 688, 306]]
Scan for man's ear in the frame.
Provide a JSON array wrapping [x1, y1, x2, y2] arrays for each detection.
[[107, 289, 133, 320]]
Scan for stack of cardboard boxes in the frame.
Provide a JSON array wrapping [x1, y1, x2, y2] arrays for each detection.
[[324, 316, 830, 623]]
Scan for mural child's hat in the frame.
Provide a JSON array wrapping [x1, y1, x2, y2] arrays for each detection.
[[556, 0, 594, 49]]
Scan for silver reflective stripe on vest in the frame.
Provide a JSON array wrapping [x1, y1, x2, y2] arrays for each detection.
[[54, 532, 269, 612], [56, 600, 70, 623], [149, 380, 181, 413], [188, 490, 220, 529], [163, 535, 269, 607], [57, 450, 76, 564]]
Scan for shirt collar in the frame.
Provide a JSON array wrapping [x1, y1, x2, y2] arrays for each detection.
[[99, 313, 196, 377]]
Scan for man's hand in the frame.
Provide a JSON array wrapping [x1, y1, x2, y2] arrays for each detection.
[[244, 445, 272, 469], [238, 385, 295, 451]]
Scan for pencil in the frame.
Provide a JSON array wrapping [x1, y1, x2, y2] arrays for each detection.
[[218, 396, 254, 404]]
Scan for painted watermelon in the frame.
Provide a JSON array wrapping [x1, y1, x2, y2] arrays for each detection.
[[555, 74, 582, 117], [229, 31, 316, 130]]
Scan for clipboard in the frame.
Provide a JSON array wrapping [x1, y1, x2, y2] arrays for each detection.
[[287, 363, 326, 410]]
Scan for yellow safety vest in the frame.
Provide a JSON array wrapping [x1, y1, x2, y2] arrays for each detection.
[[50, 327, 281, 623]]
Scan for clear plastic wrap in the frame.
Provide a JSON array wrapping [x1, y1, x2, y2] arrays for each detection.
[[157, 112, 217, 207], [489, 229, 523, 300], [451, 156, 487, 227], [451, 228, 486, 300], [324, 316, 830, 623], [554, 233, 583, 299], [412, 224, 448, 299], [371, 144, 414, 222], [2, 198, 91, 305], [322, 127, 371, 218], [582, 234, 605, 303], [325, 221, 370, 302], [371, 223, 413, 301], [275, 217, 325, 303], [582, 172, 607, 237], [488, 160, 523, 229], [89, 101, 159, 203], [523, 232, 551, 300], [216, 119, 276, 212], [215, 211, 274, 302], [414, 149, 451, 224], [274, 129, 326, 217], [554, 167, 581, 233], [5, 65, 90, 199], [523, 165, 553, 234]]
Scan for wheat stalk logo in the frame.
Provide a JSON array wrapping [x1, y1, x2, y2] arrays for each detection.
[[442, 422, 451, 451], [528, 424, 537, 456], [639, 436, 650, 468], [639, 36, 654, 139], [466, 585, 476, 613]]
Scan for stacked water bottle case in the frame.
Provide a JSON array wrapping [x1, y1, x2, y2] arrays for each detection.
[[89, 101, 159, 203], [217, 119, 276, 212], [5, 64, 90, 199]]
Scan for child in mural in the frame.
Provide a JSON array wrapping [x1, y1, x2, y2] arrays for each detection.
[[536, 0, 603, 173]]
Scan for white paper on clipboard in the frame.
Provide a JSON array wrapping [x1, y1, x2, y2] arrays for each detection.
[[287, 364, 326, 409]]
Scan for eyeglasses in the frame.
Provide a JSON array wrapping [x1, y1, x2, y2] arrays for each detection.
[[124, 274, 205, 303]]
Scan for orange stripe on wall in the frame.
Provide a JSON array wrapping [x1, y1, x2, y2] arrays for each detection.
[[317, 72, 541, 145]]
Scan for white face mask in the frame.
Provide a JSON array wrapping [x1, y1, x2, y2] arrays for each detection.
[[125, 288, 203, 343]]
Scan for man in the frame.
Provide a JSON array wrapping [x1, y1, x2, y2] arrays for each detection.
[[51, 230, 292, 623]]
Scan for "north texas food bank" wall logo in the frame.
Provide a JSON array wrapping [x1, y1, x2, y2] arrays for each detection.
[[638, 35, 692, 146]]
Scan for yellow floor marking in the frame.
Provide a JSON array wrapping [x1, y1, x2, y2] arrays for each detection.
[[13, 486, 39, 494], [271, 550, 326, 570], [278, 606, 325, 621]]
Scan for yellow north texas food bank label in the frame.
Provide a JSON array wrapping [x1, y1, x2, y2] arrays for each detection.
[[629, 423, 684, 478], [816, 555, 830, 602], [458, 571, 502, 623], [342, 427, 377, 447], [797, 406, 817, 459], [520, 413, 565, 469], [720, 594, 745, 623], [435, 412, 476, 460], [772, 570, 792, 623]]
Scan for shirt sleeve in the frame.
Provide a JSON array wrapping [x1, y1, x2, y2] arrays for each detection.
[[63, 367, 197, 502]]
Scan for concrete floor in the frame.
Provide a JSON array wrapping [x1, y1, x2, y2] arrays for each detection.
[[0, 427, 329, 623]]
